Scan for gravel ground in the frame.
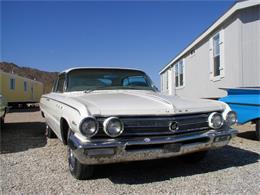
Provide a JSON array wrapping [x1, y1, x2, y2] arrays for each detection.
[[1, 109, 259, 194]]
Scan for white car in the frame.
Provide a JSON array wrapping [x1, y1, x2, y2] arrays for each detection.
[[0, 94, 8, 125], [40, 67, 238, 180]]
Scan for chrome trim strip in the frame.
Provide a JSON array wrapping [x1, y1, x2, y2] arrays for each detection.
[[41, 96, 81, 115], [225, 102, 260, 107], [93, 111, 223, 118]]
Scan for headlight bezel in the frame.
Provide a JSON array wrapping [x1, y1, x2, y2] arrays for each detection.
[[208, 112, 224, 129], [79, 117, 99, 138], [103, 117, 124, 137], [225, 111, 238, 126]]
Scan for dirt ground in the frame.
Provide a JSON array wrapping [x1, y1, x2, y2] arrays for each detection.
[[0, 109, 259, 194]]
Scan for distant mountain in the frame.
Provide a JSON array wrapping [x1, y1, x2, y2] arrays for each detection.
[[0, 62, 58, 93]]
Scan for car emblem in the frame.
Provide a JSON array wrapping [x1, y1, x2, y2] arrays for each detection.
[[144, 138, 151, 143], [169, 121, 179, 132]]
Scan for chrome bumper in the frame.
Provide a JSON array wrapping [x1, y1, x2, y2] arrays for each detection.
[[68, 129, 238, 165]]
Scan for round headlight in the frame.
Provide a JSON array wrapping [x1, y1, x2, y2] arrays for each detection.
[[79, 117, 98, 137], [208, 112, 224, 129], [226, 111, 237, 126], [103, 117, 124, 137]]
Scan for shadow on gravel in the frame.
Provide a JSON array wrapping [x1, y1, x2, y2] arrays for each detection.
[[238, 131, 258, 141], [7, 107, 40, 113], [93, 146, 259, 184], [0, 122, 47, 154]]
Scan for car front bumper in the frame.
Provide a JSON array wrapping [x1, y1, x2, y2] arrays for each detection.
[[68, 129, 238, 165]]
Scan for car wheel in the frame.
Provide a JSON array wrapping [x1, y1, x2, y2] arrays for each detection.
[[67, 147, 94, 180], [46, 125, 56, 138], [181, 151, 208, 163], [0, 117, 4, 127], [256, 119, 260, 141]]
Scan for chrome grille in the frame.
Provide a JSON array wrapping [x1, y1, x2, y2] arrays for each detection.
[[95, 112, 211, 138]]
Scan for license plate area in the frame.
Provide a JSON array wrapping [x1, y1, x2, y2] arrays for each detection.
[[125, 143, 165, 151], [164, 143, 182, 153], [214, 135, 231, 142]]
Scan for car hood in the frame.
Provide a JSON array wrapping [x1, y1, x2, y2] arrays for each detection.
[[68, 90, 226, 116]]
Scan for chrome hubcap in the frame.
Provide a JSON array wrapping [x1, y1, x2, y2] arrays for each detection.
[[45, 125, 49, 136], [68, 148, 76, 170]]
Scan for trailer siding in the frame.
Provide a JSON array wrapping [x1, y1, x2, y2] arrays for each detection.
[[160, 4, 260, 99], [240, 5, 260, 87], [0, 71, 43, 104]]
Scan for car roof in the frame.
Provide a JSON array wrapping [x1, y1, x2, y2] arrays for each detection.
[[60, 67, 145, 75]]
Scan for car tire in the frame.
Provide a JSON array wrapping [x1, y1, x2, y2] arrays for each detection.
[[256, 119, 260, 141], [46, 125, 56, 138], [68, 147, 94, 180], [0, 117, 4, 127], [181, 151, 208, 163]]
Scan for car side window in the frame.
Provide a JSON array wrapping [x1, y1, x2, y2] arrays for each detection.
[[56, 74, 65, 93]]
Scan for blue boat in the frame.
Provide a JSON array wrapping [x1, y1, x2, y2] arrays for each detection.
[[219, 87, 260, 140]]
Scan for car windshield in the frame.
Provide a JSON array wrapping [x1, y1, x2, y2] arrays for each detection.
[[66, 69, 156, 92]]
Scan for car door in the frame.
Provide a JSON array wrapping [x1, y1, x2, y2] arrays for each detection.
[[43, 79, 58, 135], [46, 74, 65, 138], [52, 74, 65, 136]]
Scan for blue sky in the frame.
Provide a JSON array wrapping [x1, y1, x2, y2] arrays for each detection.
[[1, 0, 235, 86]]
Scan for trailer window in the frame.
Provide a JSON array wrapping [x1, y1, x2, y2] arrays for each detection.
[[10, 78, 15, 90], [175, 64, 179, 87], [174, 59, 185, 88], [213, 33, 220, 76], [179, 60, 184, 86], [166, 70, 169, 90], [24, 81, 28, 92]]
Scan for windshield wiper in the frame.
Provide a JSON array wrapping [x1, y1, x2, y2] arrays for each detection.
[[83, 86, 113, 93], [83, 86, 154, 93], [120, 86, 155, 91]]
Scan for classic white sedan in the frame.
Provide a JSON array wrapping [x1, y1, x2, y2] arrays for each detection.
[[40, 67, 238, 179]]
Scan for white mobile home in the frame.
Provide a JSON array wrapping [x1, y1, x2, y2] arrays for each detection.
[[160, 0, 260, 99]]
